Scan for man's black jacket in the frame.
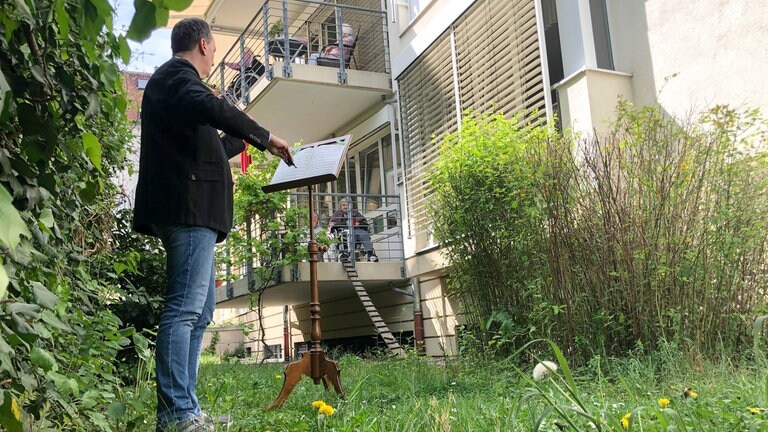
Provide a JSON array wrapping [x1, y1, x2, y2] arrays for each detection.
[[133, 57, 270, 243]]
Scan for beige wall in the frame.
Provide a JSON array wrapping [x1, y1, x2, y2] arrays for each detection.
[[419, 276, 460, 357], [202, 326, 243, 356], [207, 306, 286, 360], [607, 0, 768, 116], [556, 68, 634, 135]]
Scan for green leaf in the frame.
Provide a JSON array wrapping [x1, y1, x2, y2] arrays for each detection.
[[0, 260, 7, 300], [82, 132, 103, 171], [85, 92, 101, 117], [13, 0, 33, 24], [127, 0, 158, 42], [163, 0, 193, 11], [155, 6, 169, 28], [0, 72, 12, 122], [38, 208, 54, 228], [107, 401, 127, 420], [118, 35, 132, 64], [31, 282, 59, 309], [54, 0, 69, 38], [40, 310, 71, 332], [133, 333, 151, 361], [81, 390, 100, 409], [29, 65, 46, 84], [0, 392, 23, 432], [754, 314, 768, 352], [29, 347, 57, 372], [90, 412, 111, 430], [0, 184, 30, 249], [100, 62, 119, 89], [48, 371, 80, 396]]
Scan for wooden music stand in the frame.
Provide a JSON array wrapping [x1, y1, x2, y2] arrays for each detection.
[[262, 135, 352, 411]]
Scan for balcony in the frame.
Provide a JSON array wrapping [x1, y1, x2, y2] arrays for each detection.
[[216, 192, 407, 308], [206, 0, 393, 145]]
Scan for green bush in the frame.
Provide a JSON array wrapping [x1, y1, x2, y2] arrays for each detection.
[[430, 112, 550, 355], [431, 104, 768, 360]]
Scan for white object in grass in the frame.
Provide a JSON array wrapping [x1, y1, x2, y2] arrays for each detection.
[[533, 360, 558, 381]]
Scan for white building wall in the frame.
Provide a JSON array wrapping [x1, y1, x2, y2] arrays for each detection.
[[607, 0, 768, 116], [389, 0, 475, 78]]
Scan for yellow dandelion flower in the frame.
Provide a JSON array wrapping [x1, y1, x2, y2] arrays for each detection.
[[620, 413, 631, 428], [658, 398, 670, 408], [275, 374, 282, 379], [748, 407, 761, 415], [683, 387, 698, 399], [312, 400, 326, 409], [11, 398, 21, 421], [680, 162, 688, 170], [318, 404, 335, 416]]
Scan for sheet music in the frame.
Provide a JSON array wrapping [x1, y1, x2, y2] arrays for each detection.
[[263, 135, 352, 192]]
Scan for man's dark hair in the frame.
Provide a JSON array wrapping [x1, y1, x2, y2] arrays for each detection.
[[171, 18, 212, 54]]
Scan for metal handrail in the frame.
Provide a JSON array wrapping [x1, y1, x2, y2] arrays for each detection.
[[207, 0, 390, 106]]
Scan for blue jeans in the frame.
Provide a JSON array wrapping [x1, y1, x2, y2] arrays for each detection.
[[153, 225, 217, 427]]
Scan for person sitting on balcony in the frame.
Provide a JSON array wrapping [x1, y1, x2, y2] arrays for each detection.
[[328, 198, 378, 262], [223, 48, 265, 103], [317, 23, 356, 67]]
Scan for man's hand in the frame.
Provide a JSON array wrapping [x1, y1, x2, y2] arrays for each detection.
[[266, 135, 295, 166]]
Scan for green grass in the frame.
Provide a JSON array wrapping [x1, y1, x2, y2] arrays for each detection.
[[123, 349, 768, 432], [178, 352, 768, 432]]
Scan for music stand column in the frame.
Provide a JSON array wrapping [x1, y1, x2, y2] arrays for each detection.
[[308, 185, 322, 384]]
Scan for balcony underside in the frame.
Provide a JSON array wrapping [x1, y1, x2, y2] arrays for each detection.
[[238, 63, 392, 145], [216, 261, 407, 308]]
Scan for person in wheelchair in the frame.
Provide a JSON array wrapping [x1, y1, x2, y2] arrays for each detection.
[[327, 198, 378, 262], [223, 49, 265, 104]]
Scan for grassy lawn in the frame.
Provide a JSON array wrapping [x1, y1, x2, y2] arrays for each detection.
[[165, 349, 768, 432]]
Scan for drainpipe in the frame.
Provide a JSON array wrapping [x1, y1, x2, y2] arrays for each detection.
[[411, 277, 425, 355], [283, 305, 290, 361]]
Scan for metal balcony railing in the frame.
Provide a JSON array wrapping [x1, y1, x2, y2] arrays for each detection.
[[291, 192, 404, 263], [207, 0, 391, 106], [218, 192, 404, 290]]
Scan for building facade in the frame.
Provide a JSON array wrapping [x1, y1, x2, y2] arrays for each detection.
[[118, 71, 152, 207], [167, 0, 768, 359]]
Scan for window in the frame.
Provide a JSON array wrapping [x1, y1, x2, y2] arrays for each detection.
[[264, 344, 282, 360], [137, 78, 149, 89], [362, 143, 382, 211], [589, 0, 614, 70], [382, 134, 397, 197], [408, 0, 431, 21], [335, 155, 357, 195]]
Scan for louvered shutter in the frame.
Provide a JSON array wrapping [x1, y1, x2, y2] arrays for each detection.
[[400, 34, 457, 244], [454, 0, 545, 122], [398, 0, 546, 247]]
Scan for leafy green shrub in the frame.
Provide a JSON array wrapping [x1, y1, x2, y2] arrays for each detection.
[[431, 105, 768, 361], [430, 112, 550, 354]]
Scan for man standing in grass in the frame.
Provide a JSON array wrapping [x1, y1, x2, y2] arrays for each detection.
[[132, 17, 294, 432]]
